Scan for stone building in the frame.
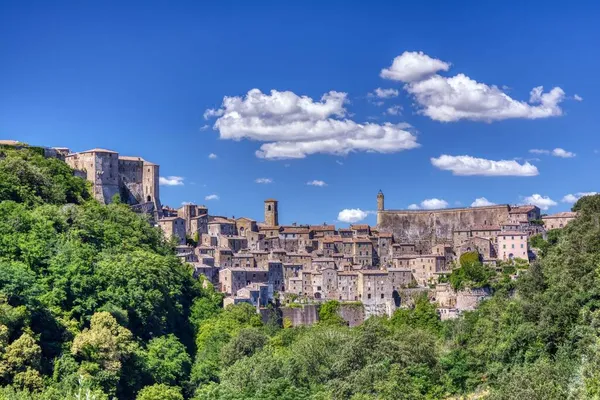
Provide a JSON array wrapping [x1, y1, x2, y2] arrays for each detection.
[[264, 199, 279, 226], [497, 231, 529, 261], [65, 149, 161, 216], [542, 212, 577, 230], [376, 190, 539, 243], [157, 217, 186, 244]]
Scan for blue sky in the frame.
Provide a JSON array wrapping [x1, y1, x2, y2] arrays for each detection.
[[1, 1, 599, 225]]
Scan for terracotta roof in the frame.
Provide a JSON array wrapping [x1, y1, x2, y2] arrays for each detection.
[[359, 270, 388, 275], [353, 237, 372, 243], [264, 198, 278, 202], [543, 212, 578, 219], [310, 225, 336, 231], [159, 217, 183, 222], [209, 217, 235, 224], [338, 228, 352, 232], [236, 217, 256, 221], [118, 155, 144, 161], [281, 227, 310, 234], [378, 232, 393, 238], [498, 231, 527, 236], [351, 224, 370, 230]]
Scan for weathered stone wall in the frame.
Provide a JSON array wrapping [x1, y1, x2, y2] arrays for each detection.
[[281, 305, 319, 326], [118, 159, 144, 204], [377, 205, 511, 243], [339, 304, 365, 327]]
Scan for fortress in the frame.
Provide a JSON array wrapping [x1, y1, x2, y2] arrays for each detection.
[[64, 148, 162, 217], [375, 190, 540, 243]]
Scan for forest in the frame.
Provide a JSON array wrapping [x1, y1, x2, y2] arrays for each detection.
[[1, 146, 600, 399]]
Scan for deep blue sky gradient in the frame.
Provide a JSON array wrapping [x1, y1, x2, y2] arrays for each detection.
[[1, 1, 598, 224]]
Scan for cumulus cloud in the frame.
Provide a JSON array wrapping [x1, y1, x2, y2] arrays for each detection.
[[205, 194, 219, 201], [522, 194, 557, 210], [562, 192, 597, 204], [529, 148, 576, 158], [431, 155, 539, 176], [408, 198, 449, 210], [208, 153, 218, 159], [204, 89, 420, 159], [159, 176, 184, 186], [380, 51, 451, 83], [255, 178, 273, 184], [386, 105, 402, 116], [552, 148, 576, 158], [381, 51, 566, 122], [337, 208, 369, 223], [307, 180, 327, 187], [471, 197, 496, 207], [370, 87, 399, 98], [574, 94, 583, 101]]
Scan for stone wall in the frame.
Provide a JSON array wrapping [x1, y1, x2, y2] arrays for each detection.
[[377, 205, 511, 243]]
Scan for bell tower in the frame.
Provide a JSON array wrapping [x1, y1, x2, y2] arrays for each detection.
[[264, 199, 279, 226], [377, 190, 384, 226]]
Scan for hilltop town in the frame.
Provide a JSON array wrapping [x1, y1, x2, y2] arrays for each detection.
[[2, 141, 578, 321]]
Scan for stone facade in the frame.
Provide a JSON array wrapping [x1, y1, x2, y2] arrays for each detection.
[[65, 148, 161, 217]]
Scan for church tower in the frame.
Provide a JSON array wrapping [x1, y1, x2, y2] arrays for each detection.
[[264, 199, 279, 226], [377, 190, 384, 226]]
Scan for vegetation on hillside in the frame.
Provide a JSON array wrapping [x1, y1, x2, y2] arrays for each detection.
[[1, 146, 600, 399]]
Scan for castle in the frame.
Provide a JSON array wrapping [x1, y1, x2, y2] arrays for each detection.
[[64, 148, 162, 217]]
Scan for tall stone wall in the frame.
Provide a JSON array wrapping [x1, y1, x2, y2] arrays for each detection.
[[377, 205, 511, 243]]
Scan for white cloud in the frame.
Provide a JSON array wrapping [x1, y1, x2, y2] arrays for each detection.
[[529, 149, 550, 155], [200, 124, 210, 131], [471, 197, 496, 207], [386, 105, 402, 116], [574, 94, 583, 101], [380, 51, 451, 83], [205, 194, 219, 201], [208, 153, 218, 159], [255, 178, 273, 184], [204, 89, 420, 159], [562, 192, 597, 204], [529, 148, 575, 158], [203, 108, 224, 120], [431, 155, 539, 176], [408, 199, 449, 210], [552, 148, 576, 158], [522, 194, 557, 210], [159, 176, 184, 186], [336, 160, 344, 166], [381, 51, 565, 122], [421, 198, 449, 209], [307, 180, 327, 187], [370, 87, 399, 98], [337, 208, 369, 223]]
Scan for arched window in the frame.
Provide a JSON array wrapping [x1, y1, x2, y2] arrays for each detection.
[[267, 205, 272, 211], [147, 196, 152, 202]]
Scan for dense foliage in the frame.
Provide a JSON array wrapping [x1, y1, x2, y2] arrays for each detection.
[[2, 146, 600, 398]]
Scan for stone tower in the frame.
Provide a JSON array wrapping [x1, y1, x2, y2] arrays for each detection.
[[377, 190, 384, 226], [264, 199, 279, 226]]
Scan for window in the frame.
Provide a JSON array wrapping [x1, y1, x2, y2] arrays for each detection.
[[381, 293, 384, 299], [367, 294, 371, 299]]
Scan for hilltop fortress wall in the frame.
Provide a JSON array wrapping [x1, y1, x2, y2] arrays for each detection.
[[377, 205, 511, 243]]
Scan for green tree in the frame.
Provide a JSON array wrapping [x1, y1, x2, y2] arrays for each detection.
[[144, 335, 191, 387], [136, 384, 183, 400]]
